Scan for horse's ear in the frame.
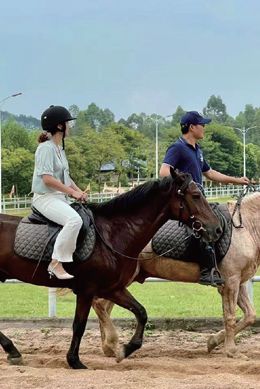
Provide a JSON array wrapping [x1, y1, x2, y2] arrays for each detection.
[[170, 166, 178, 179]]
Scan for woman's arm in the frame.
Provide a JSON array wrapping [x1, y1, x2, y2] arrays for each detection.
[[42, 175, 86, 200], [69, 179, 88, 201]]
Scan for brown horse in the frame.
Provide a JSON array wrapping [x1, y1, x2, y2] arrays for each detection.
[[93, 191, 260, 360], [0, 169, 221, 369]]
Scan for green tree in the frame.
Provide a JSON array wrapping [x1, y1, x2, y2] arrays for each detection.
[[201, 124, 242, 176], [203, 95, 228, 123], [245, 143, 260, 179], [65, 137, 88, 190], [170, 106, 186, 126], [2, 148, 34, 195], [111, 123, 152, 180], [235, 105, 260, 146], [74, 126, 125, 191], [126, 113, 145, 130], [80, 103, 115, 131], [68, 104, 80, 119], [2, 121, 35, 151]]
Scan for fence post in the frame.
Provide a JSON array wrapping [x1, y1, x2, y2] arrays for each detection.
[[246, 279, 254, 304], [48, 288, 57, 318]]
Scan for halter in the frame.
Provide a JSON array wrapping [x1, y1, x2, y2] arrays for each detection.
[[176, 174, 206, 238]]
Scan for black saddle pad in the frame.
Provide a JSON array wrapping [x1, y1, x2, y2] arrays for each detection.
[[152, 203, 232, 263], [14, 203, 96, 262]]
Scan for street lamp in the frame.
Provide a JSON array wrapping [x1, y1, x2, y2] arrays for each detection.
[[152, 114, 173, 179], [0, 92, 23, 213], [234, 126, 258, 177], [155, 117, 159, 179]]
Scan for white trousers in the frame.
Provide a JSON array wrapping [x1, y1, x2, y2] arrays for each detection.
[[32, 193, 83, 263]]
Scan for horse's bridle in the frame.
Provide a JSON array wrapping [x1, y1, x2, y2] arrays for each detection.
[[176, 174, 206, 239], [232, 184, 257, 228]]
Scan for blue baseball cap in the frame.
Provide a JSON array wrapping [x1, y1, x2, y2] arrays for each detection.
[[180, 111, 212, 127]]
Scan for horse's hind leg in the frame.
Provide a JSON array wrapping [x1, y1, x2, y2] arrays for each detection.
[[105, 288, 147, 362], [236, 282, 256, 331], [92, 297, 118, 357], [0, 331, 23, 365]]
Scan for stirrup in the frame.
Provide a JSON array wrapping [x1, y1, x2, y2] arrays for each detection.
[[199, 267, 224, 287]]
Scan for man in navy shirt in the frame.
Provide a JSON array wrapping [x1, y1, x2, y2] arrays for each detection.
[[160, 111, 249, 286]]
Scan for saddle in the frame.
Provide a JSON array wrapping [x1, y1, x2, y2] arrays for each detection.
[[14, 203, 96, 262], [152, 203, 232, 263]]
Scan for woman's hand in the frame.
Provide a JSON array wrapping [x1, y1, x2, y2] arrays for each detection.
[[70, 189, 88, 202]]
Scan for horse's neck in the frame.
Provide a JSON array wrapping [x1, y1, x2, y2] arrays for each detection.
[[97, 196, 170, 255], [123, 198, 170, 239], [228, 195, 260, 248]]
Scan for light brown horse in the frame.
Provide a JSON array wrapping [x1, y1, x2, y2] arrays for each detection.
[[93, 191, 260, 360]]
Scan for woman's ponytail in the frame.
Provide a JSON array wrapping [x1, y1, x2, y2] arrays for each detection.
[[38, 131, 50, 143]]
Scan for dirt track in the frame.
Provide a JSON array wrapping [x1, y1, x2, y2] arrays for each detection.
[[1, 326, 260, 389]]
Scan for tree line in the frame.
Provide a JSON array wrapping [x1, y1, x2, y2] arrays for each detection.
[[2, 95, 260, 196]]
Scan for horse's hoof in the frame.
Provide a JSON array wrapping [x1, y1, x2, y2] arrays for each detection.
[[207, 335, 219, 353], [236, 353, 249, 361], [226, 350, 249, 360], [226, 347, 238, 358], [70, 362, 88, 369], [67, 356, 88, 369], [115, 347, 125, 363], [7, 356, 24, 365], [103, 345, 116, 358]]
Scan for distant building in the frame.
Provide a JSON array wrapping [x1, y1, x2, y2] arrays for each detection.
[[100, 162, 115, 172]]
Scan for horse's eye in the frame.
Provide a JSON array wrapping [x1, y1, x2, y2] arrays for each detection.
[[192, 193, 201, 199]]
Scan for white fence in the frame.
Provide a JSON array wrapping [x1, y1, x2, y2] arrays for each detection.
[[2, 185, 260, 212]]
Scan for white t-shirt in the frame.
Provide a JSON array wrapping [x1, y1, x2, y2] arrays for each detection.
[[31, 140, 72, 194]]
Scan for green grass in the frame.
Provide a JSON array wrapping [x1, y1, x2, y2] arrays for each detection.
[[208, 197, 233, 203], [1, 281, 260, 319], [5, 209, 30, 217]]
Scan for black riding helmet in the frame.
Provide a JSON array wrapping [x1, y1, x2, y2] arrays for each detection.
[[41, 105, 76, 133]]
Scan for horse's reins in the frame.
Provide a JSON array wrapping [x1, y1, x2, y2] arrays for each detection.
[[89, 212, 187, 262], [87, 176, 206, 262], [231, 184, 257, 228]]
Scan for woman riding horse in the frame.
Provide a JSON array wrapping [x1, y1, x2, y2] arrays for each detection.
[[0, 169, 221, 368]]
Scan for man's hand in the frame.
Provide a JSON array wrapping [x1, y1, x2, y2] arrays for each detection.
[[236, 176, 250, 185]]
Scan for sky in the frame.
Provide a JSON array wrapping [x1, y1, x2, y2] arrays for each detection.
[[2, 0, 260, 121]]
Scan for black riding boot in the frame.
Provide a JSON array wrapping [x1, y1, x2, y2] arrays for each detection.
[[199, 244, 224, 287]]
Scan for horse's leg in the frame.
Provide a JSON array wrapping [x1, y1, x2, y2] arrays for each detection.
[[106, 288, 147, 362], [92, 297, 118, 357], [0, 331, 23, 364], [207, 276, 240, 357], [67, 293, 93, 369], [236, 282, 256, 331], [207, 283, 256, 354]]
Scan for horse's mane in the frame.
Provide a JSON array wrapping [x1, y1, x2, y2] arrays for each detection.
[[88, 176, 173, 216]]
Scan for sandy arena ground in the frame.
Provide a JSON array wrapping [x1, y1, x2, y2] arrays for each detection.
[[1, 325, 260, 389]]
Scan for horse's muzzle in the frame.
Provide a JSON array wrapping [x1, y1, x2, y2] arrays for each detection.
[[204, 224, 223, 243]]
